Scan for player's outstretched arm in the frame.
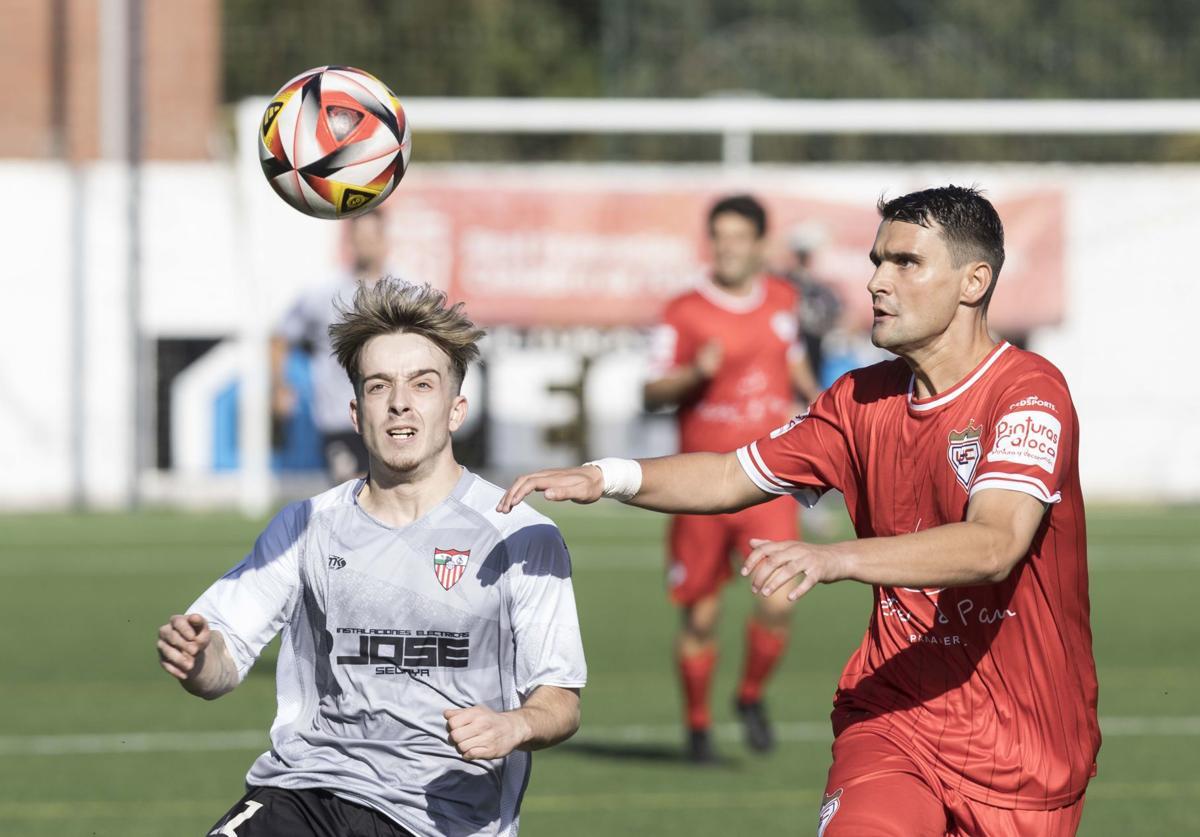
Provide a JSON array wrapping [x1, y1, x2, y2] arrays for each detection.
[[497, 451, 771, 515], [156, 614, 239, 700], [741, 488, 1048, 600], [444, 686, 581, 760]]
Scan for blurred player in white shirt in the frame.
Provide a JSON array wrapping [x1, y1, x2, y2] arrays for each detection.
[[271, 211, 391, 482]]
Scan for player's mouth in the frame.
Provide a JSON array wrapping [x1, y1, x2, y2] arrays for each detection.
[[385, 427, 418, 442], [873, 307, 895, 324]]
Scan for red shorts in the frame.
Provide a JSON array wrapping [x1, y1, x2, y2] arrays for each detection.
[[667, 496, 799, 605], [819, 726, 1086, 837]]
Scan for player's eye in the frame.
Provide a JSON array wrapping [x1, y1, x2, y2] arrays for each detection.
[[414, 381, 433, 391], [368, 382, 386, 393]]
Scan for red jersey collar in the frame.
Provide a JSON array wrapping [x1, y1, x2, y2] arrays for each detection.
[[907, 341, 1011, 413], [696, 274, 766, 313]]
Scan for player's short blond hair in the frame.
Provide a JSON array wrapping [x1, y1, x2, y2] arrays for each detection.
[[329, 278, 484, 394]]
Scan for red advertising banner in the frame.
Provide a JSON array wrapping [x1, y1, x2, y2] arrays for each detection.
[[375, 172, 1064, 332]]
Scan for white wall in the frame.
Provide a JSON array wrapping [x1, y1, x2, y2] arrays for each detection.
[[0, 157, 1195, 507]]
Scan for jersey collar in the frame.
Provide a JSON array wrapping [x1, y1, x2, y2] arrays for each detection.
[[696, 274, 766, 313], [907, 341, 1011, 413]]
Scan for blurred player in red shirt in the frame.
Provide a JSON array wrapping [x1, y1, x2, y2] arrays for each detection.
[[644, 194, 821, 761], [500, 186, 1099, 835]]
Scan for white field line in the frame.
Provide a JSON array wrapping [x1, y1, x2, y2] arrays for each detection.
[[1, 715, 1197, 756]]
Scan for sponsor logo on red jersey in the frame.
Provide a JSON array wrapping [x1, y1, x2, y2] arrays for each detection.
[[989, 409, 1061, 474]]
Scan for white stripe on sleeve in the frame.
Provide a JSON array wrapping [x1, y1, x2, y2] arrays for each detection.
[[970, 473, 1062, 505]]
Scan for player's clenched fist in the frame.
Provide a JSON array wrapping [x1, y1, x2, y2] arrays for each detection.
[[444, 705, 530, 761], [157, 613, 211, 680]]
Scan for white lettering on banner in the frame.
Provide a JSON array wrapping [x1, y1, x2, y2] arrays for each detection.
[[988, 409, 1061, 474], [459, 228, 700, 297]]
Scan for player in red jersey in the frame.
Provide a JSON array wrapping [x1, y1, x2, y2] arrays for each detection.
[[644, 194, 821, 762], [498, 185, 1099, 836]]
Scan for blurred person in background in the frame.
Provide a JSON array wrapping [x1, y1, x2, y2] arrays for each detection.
[[782, 222, 847, 540], [784, 221, 844, 388], [500, 185, 1097, 836], [158, 280, 586, 837], [272, 211, 391, 483], [643, 194, 821, 763]]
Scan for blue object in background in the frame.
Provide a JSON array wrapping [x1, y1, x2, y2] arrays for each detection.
[[820, 351, 860, 389], [211, 349, 325, 472]]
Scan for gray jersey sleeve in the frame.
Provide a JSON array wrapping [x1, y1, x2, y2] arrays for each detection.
[[188, 501, 310, 681], [506, 524, 587, 698]]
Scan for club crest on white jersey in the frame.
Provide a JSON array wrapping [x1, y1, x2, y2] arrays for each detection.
[[433, 548, 470, 590]]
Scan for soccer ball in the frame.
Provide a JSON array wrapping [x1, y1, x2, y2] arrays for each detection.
[[259, 65, 411, 219]]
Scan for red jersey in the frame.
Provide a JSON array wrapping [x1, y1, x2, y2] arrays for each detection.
[[737, 342, 1099, 810], [650, 276, 801, 453]]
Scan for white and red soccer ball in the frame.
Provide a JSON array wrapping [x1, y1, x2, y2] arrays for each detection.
[[259, 65, 411, 219]]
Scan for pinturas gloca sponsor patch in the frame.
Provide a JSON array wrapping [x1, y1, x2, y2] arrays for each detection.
[[987, 410, 1061, 474]]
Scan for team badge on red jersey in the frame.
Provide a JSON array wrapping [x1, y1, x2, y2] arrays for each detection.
[[947, 421, 983, 490], [433, 548, 470, 590]]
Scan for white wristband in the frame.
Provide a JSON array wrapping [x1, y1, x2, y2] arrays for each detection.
[[584, 457, 643, 502]]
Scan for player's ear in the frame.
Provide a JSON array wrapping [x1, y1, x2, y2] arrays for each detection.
[[961, 261, 992, 307], [448, 395, 468, 433], [350, 398, 361, 434]]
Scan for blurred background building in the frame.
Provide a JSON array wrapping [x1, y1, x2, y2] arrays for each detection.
[[2, 0, 1198, 513]]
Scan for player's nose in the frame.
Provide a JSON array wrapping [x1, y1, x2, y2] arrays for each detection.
[[866, 267, 889, 297], [386, 389, 413, 414]]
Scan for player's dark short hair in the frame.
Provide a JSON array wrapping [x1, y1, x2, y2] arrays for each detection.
[[708, 194, 768, 239], [877, 185, 1006, 310], [329, 278, 484, 395]]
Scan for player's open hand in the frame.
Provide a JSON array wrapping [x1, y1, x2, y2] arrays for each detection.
[[444, 705, 530, 760], [496, 466, 604, 513], [157, 613, 212, 680], [742, 538, 848, 601]]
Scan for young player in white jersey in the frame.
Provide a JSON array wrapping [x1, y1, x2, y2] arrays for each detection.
[[157, 278, 587, 837]]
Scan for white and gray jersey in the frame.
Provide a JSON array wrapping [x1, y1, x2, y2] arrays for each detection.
[[189, 470, 587, 837], [277, 276, 358, 434]]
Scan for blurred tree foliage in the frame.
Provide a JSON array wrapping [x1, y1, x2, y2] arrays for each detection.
[[224, 0, 1200, 161]]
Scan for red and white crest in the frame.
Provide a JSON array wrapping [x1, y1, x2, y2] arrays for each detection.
[[433, 548, 470, 590], [947, 421, 983, 490]]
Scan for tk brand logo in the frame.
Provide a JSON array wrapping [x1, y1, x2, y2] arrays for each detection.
[[328, 554, 346, 570]]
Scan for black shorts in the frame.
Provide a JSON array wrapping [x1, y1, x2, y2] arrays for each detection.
[[321, 431, 369, 482], [206, 786, 416, 837]]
